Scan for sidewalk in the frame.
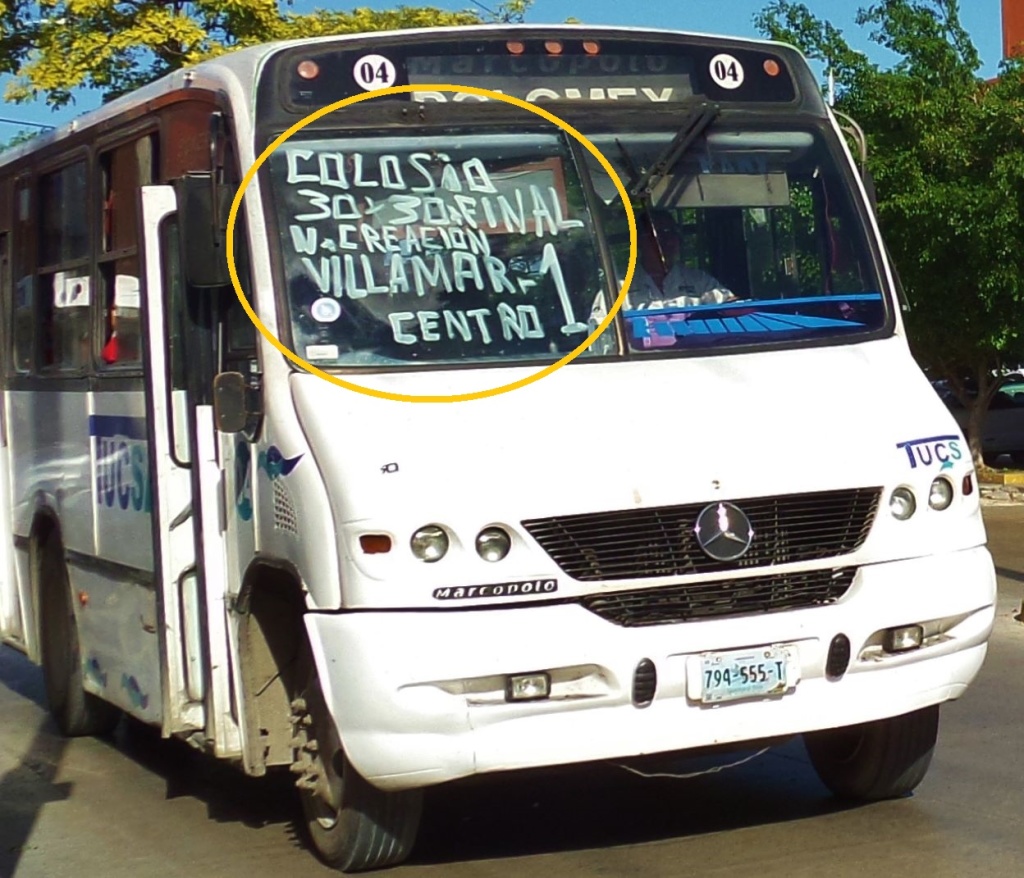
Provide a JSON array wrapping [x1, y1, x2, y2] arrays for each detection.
[[979, 470, 1024, 504]]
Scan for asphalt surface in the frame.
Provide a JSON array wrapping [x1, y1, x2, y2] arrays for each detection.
[[1, 508, 1022, 878]]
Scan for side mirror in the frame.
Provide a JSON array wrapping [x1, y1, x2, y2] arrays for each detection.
[[213, 371, 262, 434], [176, 174, 236, 288]]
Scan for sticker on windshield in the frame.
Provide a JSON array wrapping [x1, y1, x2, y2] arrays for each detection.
[[310, 297, 342, 323], [354, 55, 397, 91], [306, 344, 340, 360], [709, 54, 744, 89]]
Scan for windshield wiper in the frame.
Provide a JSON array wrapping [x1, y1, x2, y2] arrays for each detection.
[[628, 100, 721, 199]]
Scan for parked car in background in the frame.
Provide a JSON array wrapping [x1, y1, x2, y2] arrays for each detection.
[[935, 375, 1024, 465]]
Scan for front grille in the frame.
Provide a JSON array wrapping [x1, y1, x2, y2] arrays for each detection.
[[580, 567, 857, 627], [522, 488, 879, 582]]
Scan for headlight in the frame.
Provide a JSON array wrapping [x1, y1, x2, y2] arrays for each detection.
[[410, 525, 449, 562], [889, 486, 917, 520], [928, 477, 954, 510], [476, 527, 511, 562]]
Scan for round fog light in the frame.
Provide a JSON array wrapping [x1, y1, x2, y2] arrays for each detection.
[[928, 477, 954, 510], [410, 525, 449, 562], [889, 486, 917, 520], [476, 527, 511, 562]]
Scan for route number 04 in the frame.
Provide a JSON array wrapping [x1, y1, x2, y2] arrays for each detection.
[[354, 54, 398, 90], [710, 53, 745, 89]]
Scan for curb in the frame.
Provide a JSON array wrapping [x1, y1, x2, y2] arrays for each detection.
[[977, 470, 1024, 486]]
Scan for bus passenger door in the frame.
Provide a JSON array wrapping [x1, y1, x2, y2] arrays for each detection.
[[139, 185, 241, 755]]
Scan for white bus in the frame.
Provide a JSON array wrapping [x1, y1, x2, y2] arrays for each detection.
[[0, 24, 996, 872]]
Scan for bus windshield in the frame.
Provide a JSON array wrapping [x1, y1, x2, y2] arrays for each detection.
[[269, 122, 888, 368], [586, 124, 887, 352], [270, 132, 605, 367]]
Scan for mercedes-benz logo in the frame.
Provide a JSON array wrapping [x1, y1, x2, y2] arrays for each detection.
[[695, 502, 754, 562]]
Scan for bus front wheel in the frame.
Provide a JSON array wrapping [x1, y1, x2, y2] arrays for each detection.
[[292, 674, 422, 872], [803, 705, 939, 801], [36, 533, 120, 737]]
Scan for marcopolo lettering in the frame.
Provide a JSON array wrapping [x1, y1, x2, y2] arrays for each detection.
[[895, 434, 962, 470], [432, 579, 558, 601], [90, 415, 152, 513]]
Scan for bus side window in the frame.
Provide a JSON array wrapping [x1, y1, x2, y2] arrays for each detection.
[[97, 135, 156, 368], [99, 260, 142, 365], [38, 162, 90, 372], [0, 231, 8, 372]]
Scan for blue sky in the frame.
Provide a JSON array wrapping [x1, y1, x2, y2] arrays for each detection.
[[0, 0, 1005, 135]]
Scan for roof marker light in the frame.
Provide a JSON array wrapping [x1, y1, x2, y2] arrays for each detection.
[[506, 40, 526, 55], [544, 40, 564, 55], [764, 59, 781, 77], [297, 60, 320, 80], [583, 40, 601, 55]]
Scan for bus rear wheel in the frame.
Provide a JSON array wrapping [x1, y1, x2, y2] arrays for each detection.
[[36, 533, 120, 737], [803, 705, 939, 801], [291, 676, 422, 872]]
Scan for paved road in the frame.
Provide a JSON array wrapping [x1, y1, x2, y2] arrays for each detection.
[[2, 509, 1022, 878]]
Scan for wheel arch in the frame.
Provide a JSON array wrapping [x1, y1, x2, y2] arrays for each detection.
[[234, 557, 312, 776]]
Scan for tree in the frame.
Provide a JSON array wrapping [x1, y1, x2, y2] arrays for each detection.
[[756, 0, 1024, 468], [0, 1, 532, 108], [0, 128, 39, 152]]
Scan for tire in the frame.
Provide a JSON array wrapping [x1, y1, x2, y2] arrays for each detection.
[[36, 532, 121, 737], [293, 670, 422, 872], [803, 705, 939, 801]]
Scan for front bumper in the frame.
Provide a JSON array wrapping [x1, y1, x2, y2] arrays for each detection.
[[305, 545, 996, 791]]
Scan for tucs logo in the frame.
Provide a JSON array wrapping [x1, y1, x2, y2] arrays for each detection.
[[896, 435, 962, 470], [90, 415, 152, 513]]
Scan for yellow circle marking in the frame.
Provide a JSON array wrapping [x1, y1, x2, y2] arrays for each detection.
[[226, 83, 637, 404]]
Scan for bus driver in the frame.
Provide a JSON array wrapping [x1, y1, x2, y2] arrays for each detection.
[[628, 209, 736, 310]]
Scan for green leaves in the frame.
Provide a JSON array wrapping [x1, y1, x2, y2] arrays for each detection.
[[0, 1, 534, 106], [756, 1, 1024, 465]]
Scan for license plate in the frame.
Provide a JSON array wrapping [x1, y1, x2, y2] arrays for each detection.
[[689, 645, 798, 704]]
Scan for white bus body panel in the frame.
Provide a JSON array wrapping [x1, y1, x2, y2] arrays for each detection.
[[286, 335, 996, 789], [307, 546, 993, 789], [290, 337, 987, 610], [5, 387, 163, 722], [0, 395, 24, 649]]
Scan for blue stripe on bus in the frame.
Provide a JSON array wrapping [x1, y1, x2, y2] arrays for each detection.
[[88, 415, 147, 441]]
